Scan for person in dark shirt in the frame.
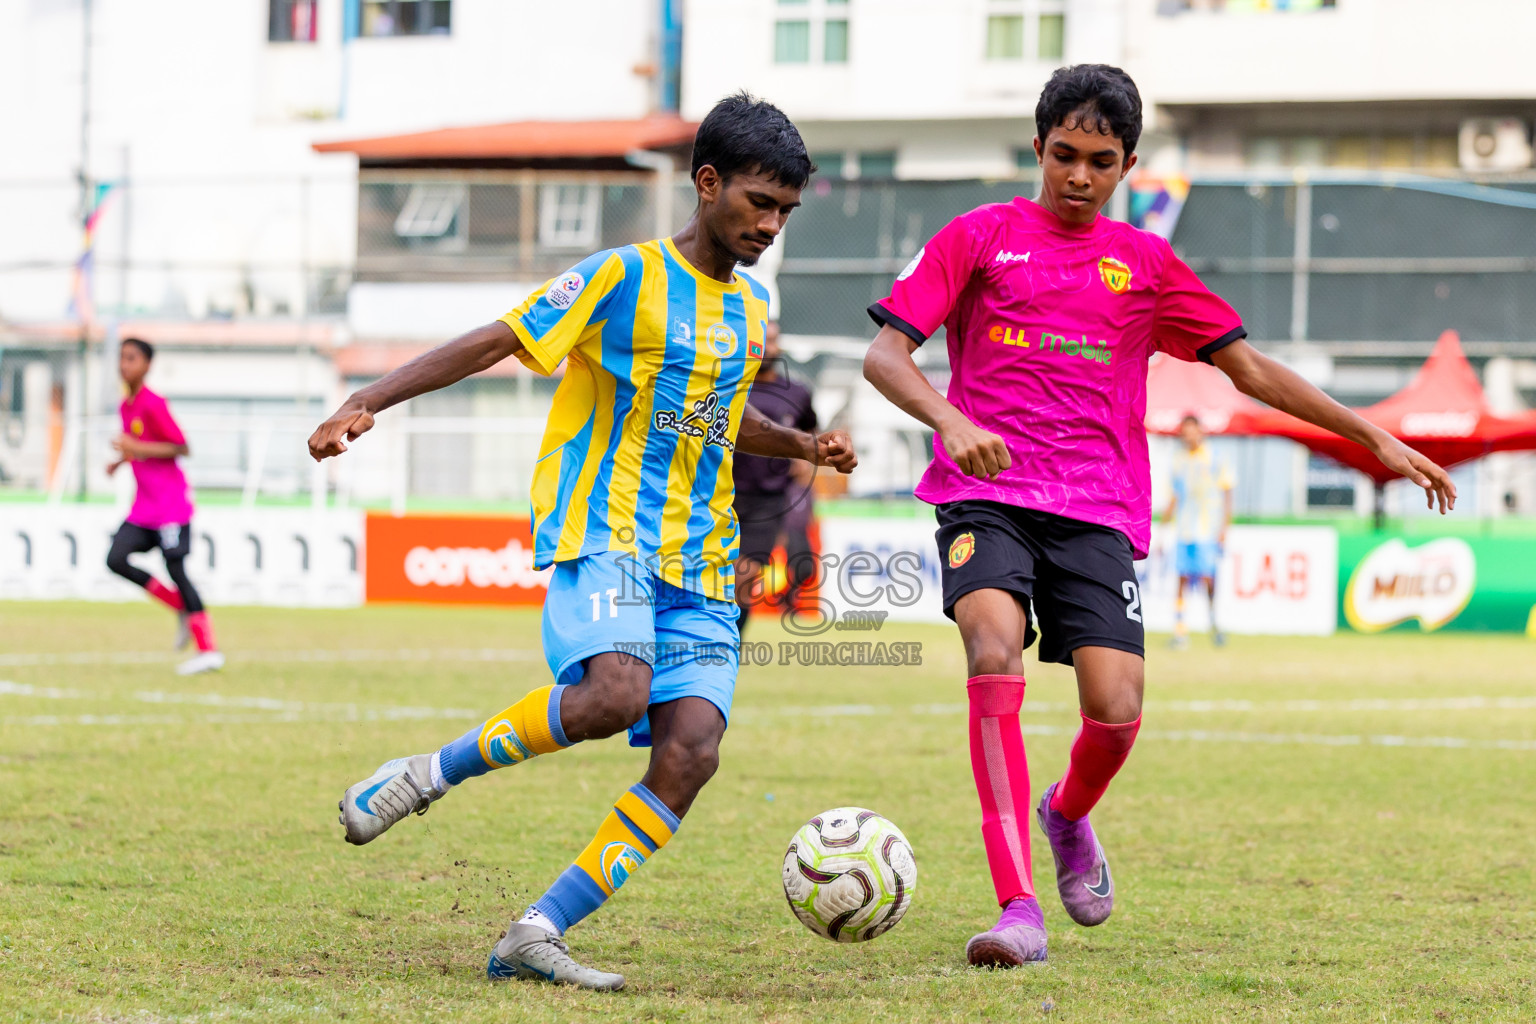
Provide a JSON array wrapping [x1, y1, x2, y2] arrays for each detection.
[[733, 320, 817, 631]]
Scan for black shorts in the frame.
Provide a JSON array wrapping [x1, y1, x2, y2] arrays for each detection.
[[935, 500, 1144, 666], [734, 491, 790, 564], [113, 520, 193, 560]]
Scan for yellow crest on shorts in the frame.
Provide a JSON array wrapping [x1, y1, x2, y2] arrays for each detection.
[[1099, 256, 1132, 295], [948, 532, 976, 569]]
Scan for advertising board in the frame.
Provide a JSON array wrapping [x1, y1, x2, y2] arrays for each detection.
[[363, 512, 550, 605], [1337, 533, 1536, 633], [0, 504, 363, 607]]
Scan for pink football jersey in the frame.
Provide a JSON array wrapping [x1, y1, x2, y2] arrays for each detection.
[[120, 386, 193, 528], [870, 197, 1244, 558]]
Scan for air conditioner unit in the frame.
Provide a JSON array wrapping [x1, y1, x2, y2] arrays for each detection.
[[1458, 118, 1533, 171]]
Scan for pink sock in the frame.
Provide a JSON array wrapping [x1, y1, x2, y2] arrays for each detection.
[[187, 611, 217, 653], [1050, 713, 1142, 821], [967, 674, 1035, 905], [145, 579, 184, 612]]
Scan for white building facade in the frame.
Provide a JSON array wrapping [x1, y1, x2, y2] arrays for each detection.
[[0, 0, 679, 496], [683, 0, 1536, 179]]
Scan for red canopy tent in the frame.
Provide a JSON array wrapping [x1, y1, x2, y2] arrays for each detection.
[[1146, 331, 1536, 526], [1144, 350, 1267, 436], [1237, 331, 1536, 485]]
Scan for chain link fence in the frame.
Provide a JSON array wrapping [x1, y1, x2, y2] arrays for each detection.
[[4, 169, 1535, 515], [354, 171, 698, 283], [0, 175, 355, 323]]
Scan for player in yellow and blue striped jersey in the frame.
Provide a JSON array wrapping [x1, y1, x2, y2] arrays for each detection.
[[308, 93, 857, 990], [1162, 415, 1234, 649]]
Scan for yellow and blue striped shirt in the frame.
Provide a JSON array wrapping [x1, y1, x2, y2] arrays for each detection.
[[501, 237, 772, 600], [1170, 443, 1234, 543]]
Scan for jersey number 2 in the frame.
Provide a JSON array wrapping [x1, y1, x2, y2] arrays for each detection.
[[1121, 581, 1143, 623]]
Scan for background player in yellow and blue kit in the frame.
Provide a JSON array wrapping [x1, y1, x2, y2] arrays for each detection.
[[1162, 415, 1234, 648], [307, 94, 857, 990]]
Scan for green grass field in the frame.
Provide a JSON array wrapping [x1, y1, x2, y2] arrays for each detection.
[[1, 602, 1532, 1023]]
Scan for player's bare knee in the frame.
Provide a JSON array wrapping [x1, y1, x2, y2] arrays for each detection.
[[654, 735, 719, 796], [565, 655, 652, 738], [1095, 672, 1144, 723], [965, 638, 1021, 678]]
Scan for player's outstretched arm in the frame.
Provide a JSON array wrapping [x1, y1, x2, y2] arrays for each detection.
[[737, 406, 858, 474], [1210, 340, 1456, 513], [113, 435, 189, 461], [308, 321, 525, 461], [862, 324, 1011, 481]]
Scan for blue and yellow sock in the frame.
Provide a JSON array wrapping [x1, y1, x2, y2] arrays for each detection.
[[438, 683, 570, 785], [530, 783, 680, 933]]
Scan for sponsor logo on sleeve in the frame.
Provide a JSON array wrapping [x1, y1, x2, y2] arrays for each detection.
[[1098, 256, 1132, 295], [994, 249, 1031, 265], [896, 247, 925, 281], [545, 271, 585, 310]]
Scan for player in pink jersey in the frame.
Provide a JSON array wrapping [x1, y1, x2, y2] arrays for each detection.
[[105, 337, 224, 675], [863, 65, 1456, 967]]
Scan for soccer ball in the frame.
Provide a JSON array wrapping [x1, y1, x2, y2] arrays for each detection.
[[781, 807, 917, 942]]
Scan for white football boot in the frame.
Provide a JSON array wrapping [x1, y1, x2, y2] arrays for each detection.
[[486, 922, 625, 991], [176, 651, 225, 675], [339, 753, 441, 845]]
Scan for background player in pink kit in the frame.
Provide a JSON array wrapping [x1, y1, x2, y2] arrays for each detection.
[[105, 337, 224, 676], [863, 65, 1457, 967]]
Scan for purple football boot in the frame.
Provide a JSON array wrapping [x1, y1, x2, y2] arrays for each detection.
[[966, 897, 1048, 967], [1037, 781, 1114, 926]]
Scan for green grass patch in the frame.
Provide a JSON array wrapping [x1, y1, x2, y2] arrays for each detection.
[[0, 602, 1532, 1021]]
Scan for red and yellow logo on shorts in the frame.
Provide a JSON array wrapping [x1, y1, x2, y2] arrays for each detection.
[[948, 531, 976, 569], [1099, 256, 1132, 295]]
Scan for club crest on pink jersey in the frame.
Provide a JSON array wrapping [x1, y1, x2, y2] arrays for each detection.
[[1099, 256, 1132, 295]]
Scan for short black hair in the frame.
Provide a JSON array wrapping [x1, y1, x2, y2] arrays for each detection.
[[122, 337, 154, 361], [1180, 414, 1202, 429], [1035, 64, 1143, 159], [691, 91, 815, 190]]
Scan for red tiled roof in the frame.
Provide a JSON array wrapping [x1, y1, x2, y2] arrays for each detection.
[[313, 116, 698, 160]]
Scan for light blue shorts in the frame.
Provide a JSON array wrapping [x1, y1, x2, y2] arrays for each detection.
[[541, 551, 740, 747], [1176, 541, 1221, 581]]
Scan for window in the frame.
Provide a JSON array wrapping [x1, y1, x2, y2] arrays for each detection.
[[539, 185, 601, 249], [809, 151, 849, 178], [986, 16, 1024, 59], [856, 151, 897, 179], [985, 2, 1067, 61], [269, 0, 317, 42], [824, 18, 849, 63], [361, 0, 451, 38], [394, 184, 465, 247], [1239, 134, 1461, 171], [774, 0, 850, 65], [1038, 13, 1064, 59], [775, 20, 811, 63], [1159, 0, 1337, 14]]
